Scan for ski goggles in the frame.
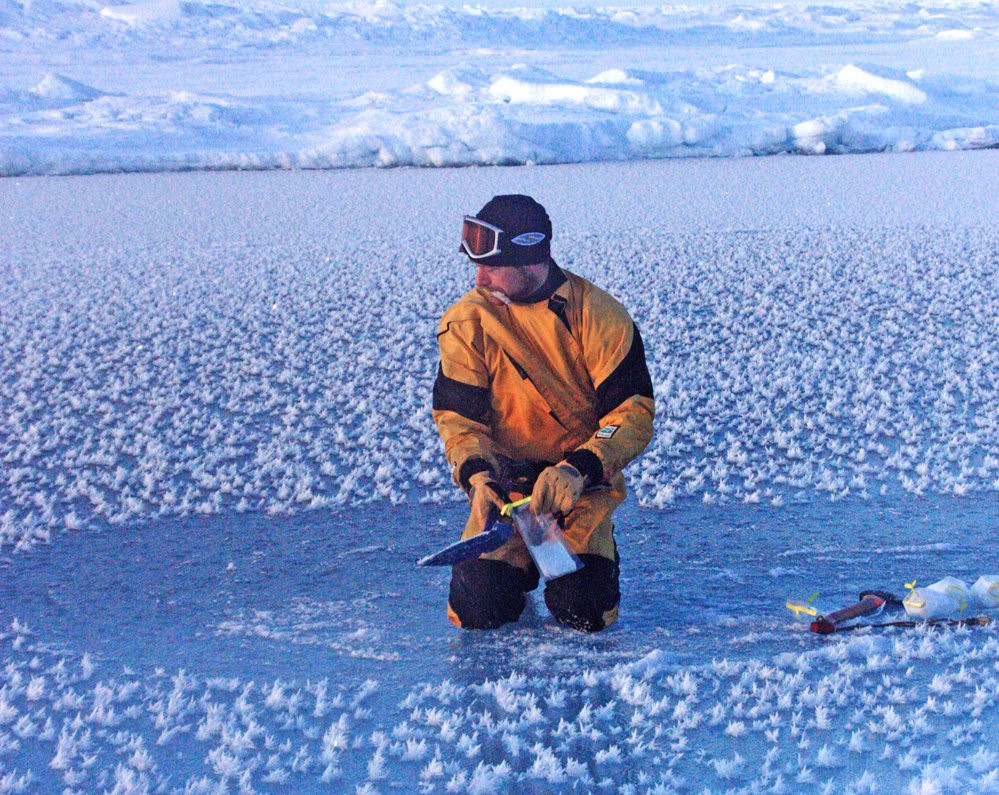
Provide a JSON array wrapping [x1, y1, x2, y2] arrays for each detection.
[[460, 216, 504, 260]]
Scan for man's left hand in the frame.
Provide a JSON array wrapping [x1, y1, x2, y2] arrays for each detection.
[[531, 463, 586, 515]]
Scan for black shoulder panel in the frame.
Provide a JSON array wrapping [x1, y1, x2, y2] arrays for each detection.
[[594, 324, 654, 418], [433, 363, 491, 424]]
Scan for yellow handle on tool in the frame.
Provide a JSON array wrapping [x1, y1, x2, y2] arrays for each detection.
[[500, 497, 531, 518]]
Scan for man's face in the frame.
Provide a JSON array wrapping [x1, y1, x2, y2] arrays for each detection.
[[475, 262, 548, 304]]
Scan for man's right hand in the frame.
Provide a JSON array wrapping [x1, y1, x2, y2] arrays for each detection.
[[467, 471, 509, 535]]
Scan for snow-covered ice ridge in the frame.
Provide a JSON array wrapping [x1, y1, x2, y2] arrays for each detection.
[[1, 158, 997, 554], [1, 0, 998, 174], [4, 618, 999, 792]]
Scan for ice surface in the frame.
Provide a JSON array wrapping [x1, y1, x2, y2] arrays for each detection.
[[1, 153, 997, 791], [2, 152, 996, 555], [1, 0, 998, 174]]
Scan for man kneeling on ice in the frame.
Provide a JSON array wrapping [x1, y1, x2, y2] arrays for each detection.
[[432, 194, 655, 631]]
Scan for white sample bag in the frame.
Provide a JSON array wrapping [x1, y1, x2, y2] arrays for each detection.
[[505, 500, 583, 581], [903, 576, 969, 619], [971, 575, 999, 608]]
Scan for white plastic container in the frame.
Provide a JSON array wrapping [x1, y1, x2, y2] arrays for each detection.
[[971, 575, 999, 608], [902, 577, 969, 619]]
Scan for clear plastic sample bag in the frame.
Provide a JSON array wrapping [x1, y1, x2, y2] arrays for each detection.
[[504, 499, 583, 581]]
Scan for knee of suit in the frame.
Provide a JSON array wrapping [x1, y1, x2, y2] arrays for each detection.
[[448, 558, 534, 630], [544, 553, 620, 632]]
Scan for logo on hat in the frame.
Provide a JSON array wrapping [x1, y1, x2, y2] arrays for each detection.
[[510, 232, 546, 246]]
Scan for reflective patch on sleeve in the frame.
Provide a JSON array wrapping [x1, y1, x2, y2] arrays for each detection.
[[596, 425, 619, 439]]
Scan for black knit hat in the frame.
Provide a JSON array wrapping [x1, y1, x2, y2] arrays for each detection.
[[472, 194, 552, 267]]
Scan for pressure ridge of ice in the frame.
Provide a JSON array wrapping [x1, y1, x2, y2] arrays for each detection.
[[1, 0, 998, 174]]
